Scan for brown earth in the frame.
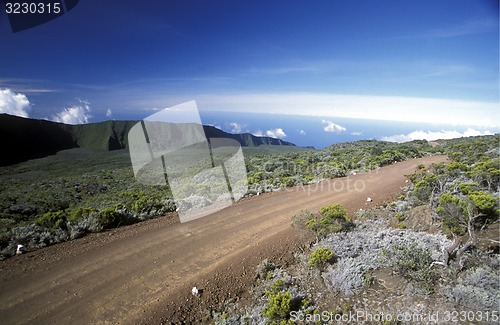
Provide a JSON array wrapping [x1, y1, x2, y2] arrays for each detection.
[[0, 155, 447, 324]]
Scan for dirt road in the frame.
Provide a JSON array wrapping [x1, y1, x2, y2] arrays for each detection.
[[0, 155, 447, 324]]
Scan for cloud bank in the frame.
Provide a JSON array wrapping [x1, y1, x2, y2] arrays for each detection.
[[0, 89, 31, 118], [322, 119, 346, 133], [227, 122, 244, 133], [52, 99, 92, 125], [266, 128, 287, 139], [198, 93, 499, 128], [381, 128, 494, 143]]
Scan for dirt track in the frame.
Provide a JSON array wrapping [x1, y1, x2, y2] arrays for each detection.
[[0, 155, 447, 324]]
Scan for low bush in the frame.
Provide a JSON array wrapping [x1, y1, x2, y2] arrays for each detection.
[[302, 204, 353, 241], [319, 204, 348, 221], [97, 206, 125, 229], [256, 259, 276, 279], [387, 242, 438, 291], [69, 207, 96, 222], [308, 247, 333, 268], [324, 257, 365, 295], [35, 210, 67, 230], [262, 291, 292, 322], [442, 265, 499, 310]]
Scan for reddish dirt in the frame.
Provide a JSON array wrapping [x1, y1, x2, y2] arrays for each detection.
[[0, 155, 447, 324]]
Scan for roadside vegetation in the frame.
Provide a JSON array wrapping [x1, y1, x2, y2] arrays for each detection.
[[212, 134, 499, 324], [0, 135, 497, 262]]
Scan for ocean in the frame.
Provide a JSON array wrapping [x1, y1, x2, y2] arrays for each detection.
[[198, 111, 497, 149]]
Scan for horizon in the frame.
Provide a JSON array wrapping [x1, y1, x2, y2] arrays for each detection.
[[0, 0, 498, 148], [1, 111, 498, 150]]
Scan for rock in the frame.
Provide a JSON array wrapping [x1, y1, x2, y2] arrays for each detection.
[[16, 244, 26, 255]]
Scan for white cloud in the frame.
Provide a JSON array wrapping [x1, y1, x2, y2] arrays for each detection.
[[106, 108, 113, 118], [0, 88, 31, 118], [381, 128, 494, 143], [52, 99, 92, 125], [252, 130, 264, 137], [198, 93, 500, 128], [322, 119, 346, 133], [227, 122, 244, 133], [298, 129, 306, 135], [266, 128, 287, 139], [351, 131, 363, 136], [207, 123, 222, 130]]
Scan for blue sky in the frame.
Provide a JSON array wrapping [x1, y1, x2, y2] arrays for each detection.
[[0, 0, 498, 145]]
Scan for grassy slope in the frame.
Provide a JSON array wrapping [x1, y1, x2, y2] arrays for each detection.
[[0, 114, 300, 166]]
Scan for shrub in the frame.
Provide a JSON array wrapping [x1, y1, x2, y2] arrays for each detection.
[[97, 206, 123, 229], [256, 259, 276, 279], [469, 191, 497, 217], [319, 204, 348, 221], [458, 182, 479, 195], [436, 193, 468, 236], [308, 247, 333, 268], [389, 242, 437, 291], [69, 207, 96, 221], [270, 279, 287, 292], [291, 210, 315, 228], [325, 257, 365, 295], [413, 180, 433, 203], [394, 212, 405, 222], [263, 291, 292, 321], [67, 215, 102, 239], [442, 265, 499, 310], [35, 210, 67, 230], [304, 204, 353, 241]]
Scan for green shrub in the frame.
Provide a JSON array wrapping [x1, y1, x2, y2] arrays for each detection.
[[390, 242, 437, 291], [413, 179, 433, 203], [35, 210, 67, 230], [468, 191, 497, 217], [263, 291, 292, 321], [394, 212, 405, 222], [69, 207, 96, 221], [436, 192, 468, 235], [308, 247, 334, 268], [270, 279, 286, 292], [303, 204, 352, 240], [319, 204, 348, 221], [97, 206, 123, 229], [458, 182, 479, 195]]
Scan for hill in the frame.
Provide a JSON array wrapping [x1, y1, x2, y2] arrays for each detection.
[[0, 114, 298, 166]]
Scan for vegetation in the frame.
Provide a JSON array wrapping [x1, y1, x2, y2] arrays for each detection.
[[292, 204, 353, 242], [1, 134, 498, 261], [213, 134, 499, 323], [0, 149, 175, 258], [308, 247, 334, 268], [245, 139, 431, 194], [385, 242, 438, 292]]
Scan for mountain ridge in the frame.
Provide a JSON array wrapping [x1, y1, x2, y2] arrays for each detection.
[[0, 114, 297, 166]]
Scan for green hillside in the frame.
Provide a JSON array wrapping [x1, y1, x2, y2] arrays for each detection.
[[0, 114, 298, 166]]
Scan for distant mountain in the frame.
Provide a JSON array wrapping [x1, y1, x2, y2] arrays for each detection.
[[0, 114, 297, 166]]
